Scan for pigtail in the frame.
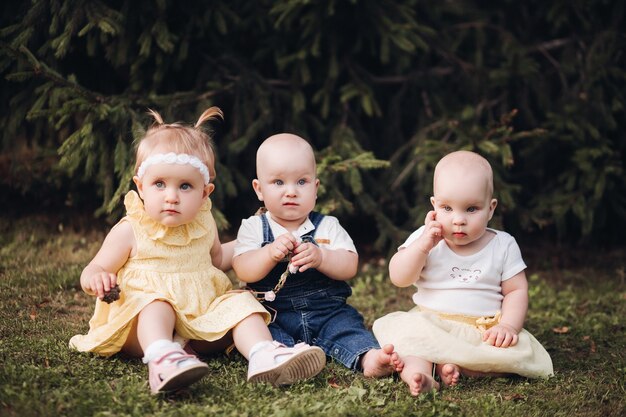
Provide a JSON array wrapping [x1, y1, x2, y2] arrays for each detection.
[[146, 108, 165, 125], [136, 107, 222, 179], [195, 107, 224, 128]]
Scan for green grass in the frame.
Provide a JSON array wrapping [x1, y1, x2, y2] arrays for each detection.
[[1, 217, 624, 417]]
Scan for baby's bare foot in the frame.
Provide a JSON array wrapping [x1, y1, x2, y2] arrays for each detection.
[[401, 371, 439, 396], [391, 351, 404, 373], [436, 363, 460, 386], [362, 344, 402, 377]]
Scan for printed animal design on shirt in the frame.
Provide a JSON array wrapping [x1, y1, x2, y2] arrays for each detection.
[[450, 267, 482, 283]]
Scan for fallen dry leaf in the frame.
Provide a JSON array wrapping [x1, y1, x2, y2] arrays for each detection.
[[36, 299, 50, 308], [583, 336, 597, 353], [552, 326, 569, 334], [504, 393, 526, 401], [327, 377, 341, 389]]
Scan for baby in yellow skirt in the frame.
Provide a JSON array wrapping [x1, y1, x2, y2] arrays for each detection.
[[373, 150, 553, 396], [70, 107, 325, 394]]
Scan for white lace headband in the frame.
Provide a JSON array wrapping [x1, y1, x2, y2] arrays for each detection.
[[137, 152, 211, 184]]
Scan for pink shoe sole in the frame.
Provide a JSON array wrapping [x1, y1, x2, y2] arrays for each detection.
[[248, 344, 326, 386]]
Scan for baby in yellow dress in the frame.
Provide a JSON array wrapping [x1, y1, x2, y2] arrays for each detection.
[[70, 107, 325, 394]]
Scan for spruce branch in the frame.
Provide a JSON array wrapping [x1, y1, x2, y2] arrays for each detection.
[[17, 45, 104, 102]]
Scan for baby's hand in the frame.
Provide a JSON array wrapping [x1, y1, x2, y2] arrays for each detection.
[[87, 272, 118, 300], [268, 233, 298, 263], [291, 241, 323, 273], [414, 211, 442, 254], [483, 323, 519, 348]]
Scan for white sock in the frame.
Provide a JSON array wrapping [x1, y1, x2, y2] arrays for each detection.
[[248, 340, 273, 359], [248, 341, 290, 367], [173, 333, 189, 348], [142, 339, 182, 364]]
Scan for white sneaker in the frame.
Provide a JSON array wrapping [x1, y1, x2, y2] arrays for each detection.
[[247, 341, 326, 386]]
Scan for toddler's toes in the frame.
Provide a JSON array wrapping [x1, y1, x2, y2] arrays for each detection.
[[436, 363, 460, 387], [406, 372, 439, 396]]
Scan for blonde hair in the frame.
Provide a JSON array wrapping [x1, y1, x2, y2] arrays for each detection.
[[134, 107, 224, 180]]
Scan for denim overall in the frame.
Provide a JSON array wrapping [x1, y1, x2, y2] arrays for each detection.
[[249, 212, 380, 370]]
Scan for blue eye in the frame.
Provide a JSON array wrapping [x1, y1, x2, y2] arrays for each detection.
[[274, 180, 284, 186], [444, 206, 452, 212], [467, 206, 477, 213], [155, 181, 165, 189], [297, 179, 306, 185], [181, 183, 192, 191]]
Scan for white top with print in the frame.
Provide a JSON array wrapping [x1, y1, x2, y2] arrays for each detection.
[[400, 227, 526, 316]]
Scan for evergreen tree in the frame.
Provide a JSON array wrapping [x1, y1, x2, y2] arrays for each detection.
[[1, 0, 625, 248]]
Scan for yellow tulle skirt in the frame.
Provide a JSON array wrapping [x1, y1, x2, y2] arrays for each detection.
[[373, 307, 553, 378]]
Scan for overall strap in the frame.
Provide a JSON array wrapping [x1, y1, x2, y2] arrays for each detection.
[[307, 211, 325, 231], [260, 213, 274, 247], [301, 211, 325, 245]]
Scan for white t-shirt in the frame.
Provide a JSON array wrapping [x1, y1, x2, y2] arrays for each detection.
[[400, 227, 526, 316], [234, 211, 357, 257]]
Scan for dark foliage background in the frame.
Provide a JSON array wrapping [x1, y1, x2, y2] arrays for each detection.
[[1, 0, 625, 252]]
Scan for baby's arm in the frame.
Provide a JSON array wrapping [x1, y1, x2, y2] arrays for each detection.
[[80, 221, 134, 299], [482, 271, 529, 348], [210, 231, 225, 271], [216, 239, 236, 272], [389, 210, 442, 287], [233, 232, 299, 283], [291, 243, 357, 281]]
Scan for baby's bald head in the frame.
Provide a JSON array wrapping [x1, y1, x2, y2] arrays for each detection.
[[433, 151, 494, 198], [256, 133, 316, 178]]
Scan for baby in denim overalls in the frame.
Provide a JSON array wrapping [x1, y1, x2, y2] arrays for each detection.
[[233, 133, 403, 377]]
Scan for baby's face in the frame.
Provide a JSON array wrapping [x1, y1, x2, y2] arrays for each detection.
[[253, 141, 319, 231], [431, 168, 496, 250], [134, 157, 211, 228]]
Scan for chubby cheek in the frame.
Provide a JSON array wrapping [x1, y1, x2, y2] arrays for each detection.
[[434, 211, 450, 227], [477, 213, 491, 228]]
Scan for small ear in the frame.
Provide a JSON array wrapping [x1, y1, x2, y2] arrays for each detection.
[[133, 176, 144, 199], [252, 179, 264, 201], [430, 196, 436, 208], [488, 198, 498, 220], [203, 183, 215, 199]]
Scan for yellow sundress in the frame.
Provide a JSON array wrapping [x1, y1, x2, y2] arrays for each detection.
[[70, 191, 270, 357]]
